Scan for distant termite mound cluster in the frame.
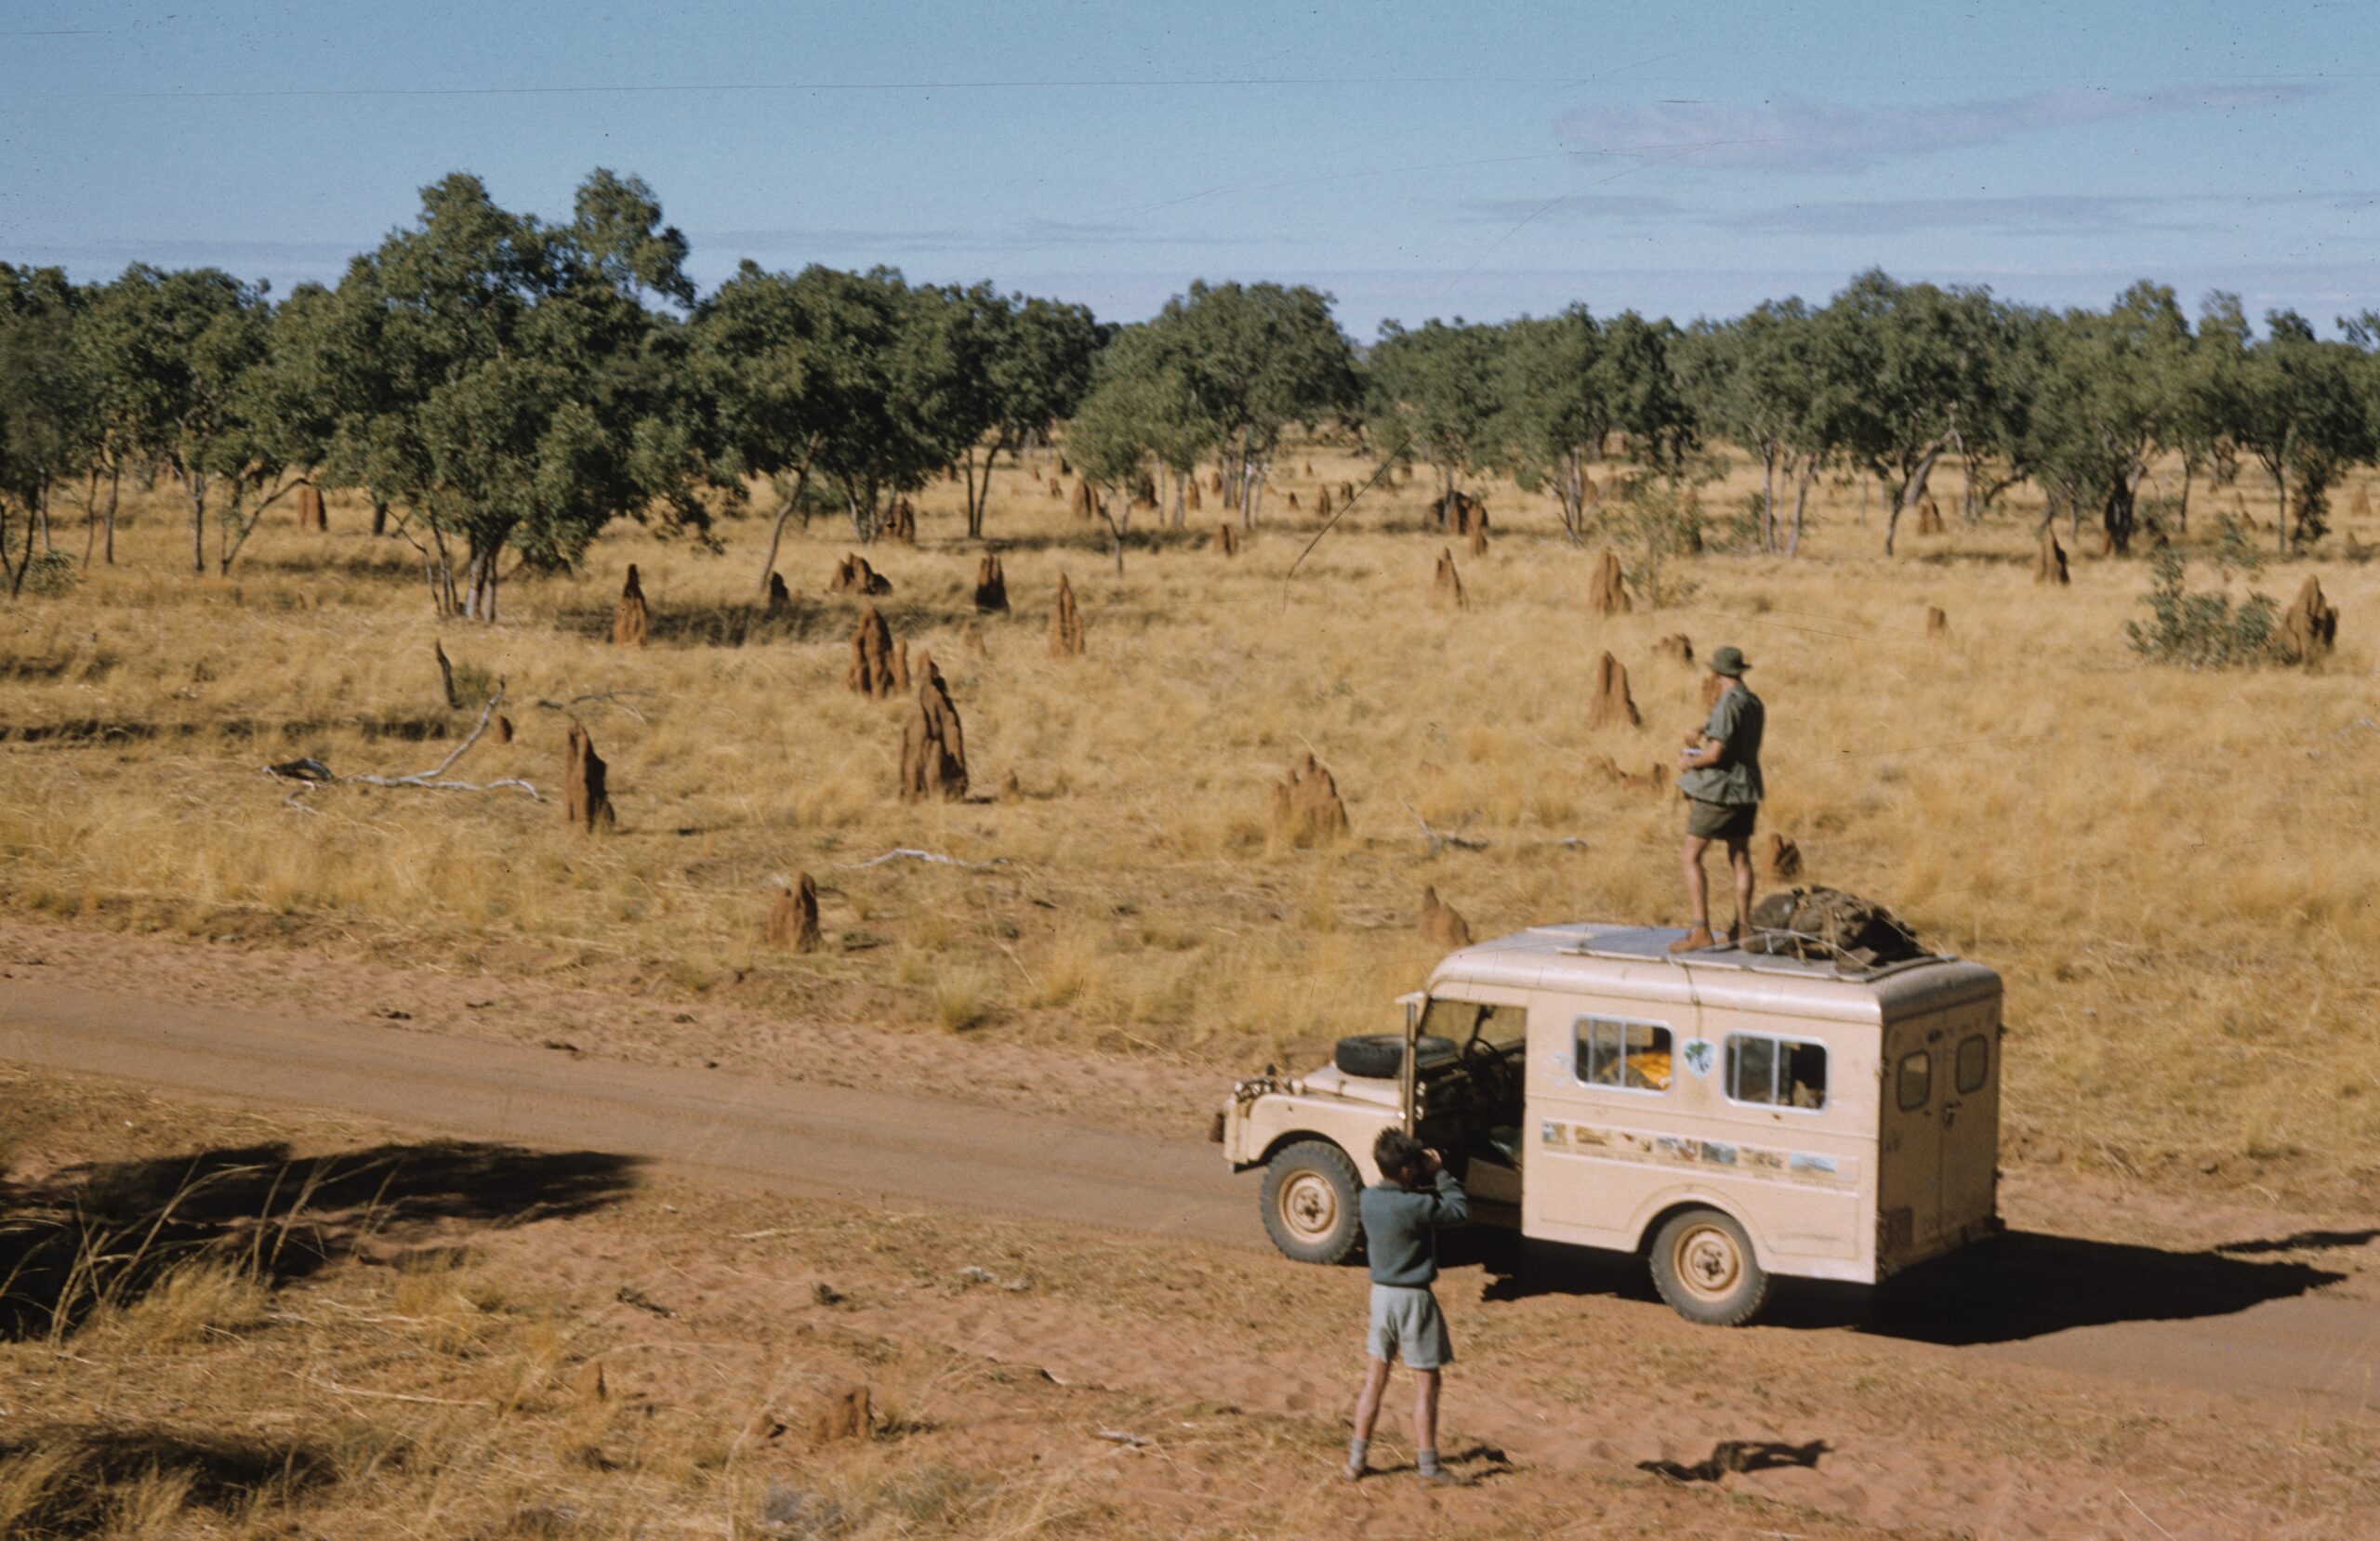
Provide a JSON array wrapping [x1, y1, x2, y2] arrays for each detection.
[[1912, 496, 1945, 536], [1765, 833, 1803, 879], [612, 565, 649, 647], [1586, 652, 1640, 731], [1213, 523, 1239, 557], [1048, 571, 1084, 657], [897, 652, 969, 802], [1588, 754, 1669, 793], [767, 873, 823, 952], [1433, 491, 1488, 539], [830, 553, 891, 596], [1421, 885, 1473, 948], [564, 723, 614, 833], [846, 605, 899, 698], [1272, 754, 1350, 846], [2279, 575, 2338, 663], [1588, 550, 1631, 615], [884, 497, 917, 546], [1655, 633, 1694, 666], [973, 554, 1009, 614]]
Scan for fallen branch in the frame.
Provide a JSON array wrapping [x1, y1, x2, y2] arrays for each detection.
[[838, 849, 1012, 871], [534, 689, 656, 725], [263, 690, 539, 805], [1402, 799, 1489, 853]]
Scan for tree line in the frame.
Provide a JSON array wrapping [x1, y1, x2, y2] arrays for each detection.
[[6, 168, 2378, 613]]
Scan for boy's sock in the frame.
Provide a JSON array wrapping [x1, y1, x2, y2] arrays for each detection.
[[1417, 1447, 1447, 1478], [1342, 1436, 1368, 1478]]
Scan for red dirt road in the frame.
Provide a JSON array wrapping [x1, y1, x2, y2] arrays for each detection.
[[4, 975, 2374, 1420]]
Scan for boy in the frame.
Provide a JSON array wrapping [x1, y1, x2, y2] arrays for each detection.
[[1345, 1127, 1469, 1482]]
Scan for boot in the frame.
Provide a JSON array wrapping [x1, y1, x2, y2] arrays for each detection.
[[1668, 924, 1717, 955]]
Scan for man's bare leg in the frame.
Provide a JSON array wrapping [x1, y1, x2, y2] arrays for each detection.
[[1346, 1357, 1391, 1478], [1727, 836, 1756, 940], [1672, 835, 1716, 951]]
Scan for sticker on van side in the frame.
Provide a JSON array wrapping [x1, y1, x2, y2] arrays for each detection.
[[1539, 1119, 1856, 1187]]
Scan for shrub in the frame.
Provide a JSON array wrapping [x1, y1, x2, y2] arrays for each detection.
[[20, 552, 76, 599], [2125, 549, 2280, 668]]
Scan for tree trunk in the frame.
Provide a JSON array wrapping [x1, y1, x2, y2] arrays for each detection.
[[1787, 459, 1817, 558], [2177, 458, 2192, 534], [2101, 478, 2135, 556], [755, 468, 809, 595], [372, 497, 389, 536], [963, 447, 985, 540], [2273, 465, 2288, 556], [102, 464, 120, 565], [184, 469, 206, 574], [1759, 445, 1778, 555], [79, 468, 99, 567]]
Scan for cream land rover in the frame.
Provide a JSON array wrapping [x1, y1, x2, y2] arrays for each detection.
[[1217, 922, 2003, 1325]]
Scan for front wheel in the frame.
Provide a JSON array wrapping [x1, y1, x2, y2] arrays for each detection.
[[1648, 1207, 1770, 1325], [1260, 1141, 1362, 1264]]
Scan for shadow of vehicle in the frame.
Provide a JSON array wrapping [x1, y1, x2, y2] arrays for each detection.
[[0, 1139, 642, 1341], [1474, 1228, 2347, 1346]]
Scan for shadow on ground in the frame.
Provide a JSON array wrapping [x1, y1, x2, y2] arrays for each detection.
[[1641, 1439, 1830, 1483], [0, 1139, 641, 1340], [1471, 1227, 2348, 1346], [0, 1425, 338, 1534]]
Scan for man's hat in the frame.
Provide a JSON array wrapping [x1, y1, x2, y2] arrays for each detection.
[[1709, 645, 1751, 678]]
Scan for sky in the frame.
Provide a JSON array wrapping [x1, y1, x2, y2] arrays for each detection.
[[4, 1, 2375, 335]]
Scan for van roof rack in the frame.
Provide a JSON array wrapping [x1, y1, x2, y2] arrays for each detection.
[[1550, 924, 1952, 982]]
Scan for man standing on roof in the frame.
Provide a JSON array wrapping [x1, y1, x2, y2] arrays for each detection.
[[1672, 645, 1765, 954]]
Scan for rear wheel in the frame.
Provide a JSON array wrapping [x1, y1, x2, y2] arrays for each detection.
[[1649, 1207, 1769, 1325], [1260, 1141, 1363, 1264]]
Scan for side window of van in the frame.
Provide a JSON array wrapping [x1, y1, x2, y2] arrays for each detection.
[[1955, 1034, 1989, 1094], [1897, 1051, 1932, 1111], [1726, 1034, 1828, 1110], [1575, 1017, 1672, 1092]]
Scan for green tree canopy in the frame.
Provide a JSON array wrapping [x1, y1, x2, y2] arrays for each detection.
[[326, 171, 715, 619], [1367, 318, 1505, 499]]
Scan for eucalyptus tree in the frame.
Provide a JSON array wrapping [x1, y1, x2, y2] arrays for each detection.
[[1486, 306, 1605, 541], [80, 264, 274, 573], [0, 265, 93, 593], [2025, 283, 2193, 554], [948, 287, 1102, 539], [1366, 318, 1506, 500], [1818, 270, 1997, 555], [2229, 310, 2372, 552], [1065, 323, 1210, 565], [329, 171, 715, 619], [1679, 300, 1833, 553], [1139, 281, 1357, 527]]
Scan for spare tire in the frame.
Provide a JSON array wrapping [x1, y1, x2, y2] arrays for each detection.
[[1334, 1034, 1458, 1080]]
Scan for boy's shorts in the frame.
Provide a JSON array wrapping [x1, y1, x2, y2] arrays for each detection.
[[1368, 1284, 1453, 1369]]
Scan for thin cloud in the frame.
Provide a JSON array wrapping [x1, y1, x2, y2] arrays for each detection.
[[1559, 84, 2317, 173]]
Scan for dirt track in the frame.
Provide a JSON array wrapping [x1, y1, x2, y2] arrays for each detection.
[[4, 976, 2374, 1420]]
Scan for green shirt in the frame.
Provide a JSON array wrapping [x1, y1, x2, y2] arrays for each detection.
[[1679, 682, 1765, 806]]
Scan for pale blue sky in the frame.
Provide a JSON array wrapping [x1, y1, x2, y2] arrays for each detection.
[[4, 1, 2373, 333]]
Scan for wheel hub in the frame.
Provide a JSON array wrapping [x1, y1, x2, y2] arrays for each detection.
[[1280, 1173, 1338, 1239], [1676, 1226, 1741, 1299]]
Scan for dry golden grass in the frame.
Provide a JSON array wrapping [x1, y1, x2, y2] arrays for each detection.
[[3, 450, 2378, 1198]]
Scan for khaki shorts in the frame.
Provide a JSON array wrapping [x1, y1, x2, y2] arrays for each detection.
[[1686, 797, 1758, 841], [1368, 1284, 1453, 1369]]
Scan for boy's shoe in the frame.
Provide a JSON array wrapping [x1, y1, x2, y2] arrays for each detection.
[[1341, 1460, 1367, 1482], [1667, 925, 1717, 954], [1416, 1466, 1464, 1485]]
